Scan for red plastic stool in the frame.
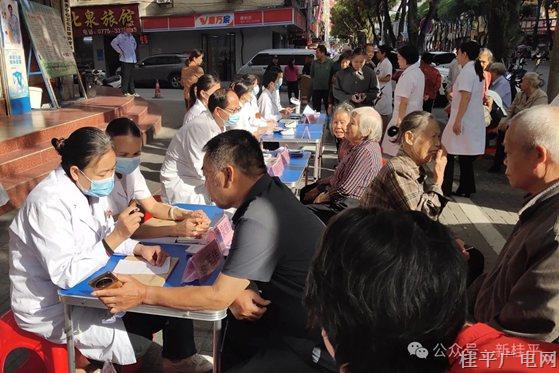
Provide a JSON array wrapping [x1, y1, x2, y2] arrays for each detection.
[[0, 311, 69, 373]]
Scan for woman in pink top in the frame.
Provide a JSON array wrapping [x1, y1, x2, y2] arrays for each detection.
[[284, 57, 300, 100]]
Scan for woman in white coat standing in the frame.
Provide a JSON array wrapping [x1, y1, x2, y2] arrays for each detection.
[[9, 127, 181, 370], [374, 44, 394, 131], [381, 44, 425, 157], [441, 41, 485, 197]]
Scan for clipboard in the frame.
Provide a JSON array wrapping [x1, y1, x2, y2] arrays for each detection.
[[117, 256, 179, 287]]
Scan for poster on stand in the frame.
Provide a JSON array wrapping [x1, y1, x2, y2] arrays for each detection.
[[0, 0, 30, 115]]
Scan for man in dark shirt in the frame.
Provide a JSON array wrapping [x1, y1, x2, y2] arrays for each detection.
[[95, 130, 326, 372]]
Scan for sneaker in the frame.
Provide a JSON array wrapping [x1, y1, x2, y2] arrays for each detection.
[[132, 92, 141, 97], [123, 92, 132, 97], [163, 354, 213, 373]]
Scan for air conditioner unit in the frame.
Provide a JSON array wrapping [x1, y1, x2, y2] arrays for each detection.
[[155, 0, 172, 5]]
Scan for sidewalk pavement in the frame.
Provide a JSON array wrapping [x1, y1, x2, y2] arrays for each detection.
[[0, 89, 524, 364]]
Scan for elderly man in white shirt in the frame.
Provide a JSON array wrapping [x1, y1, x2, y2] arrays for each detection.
[[160, 89, 241, 204], [111, 23, 138, 97]]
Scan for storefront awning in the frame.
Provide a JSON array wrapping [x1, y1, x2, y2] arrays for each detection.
[[141, 7, 306, 33]]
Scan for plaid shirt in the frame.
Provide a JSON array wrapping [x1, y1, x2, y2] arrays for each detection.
[[360, 151, 447, 220], [327, 139, 382, 201]]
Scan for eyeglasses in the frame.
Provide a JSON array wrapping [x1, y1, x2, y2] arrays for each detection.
[[223, 107, 241, 114]]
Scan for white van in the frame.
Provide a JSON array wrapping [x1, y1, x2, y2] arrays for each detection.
[[237, 48, 315, 78]]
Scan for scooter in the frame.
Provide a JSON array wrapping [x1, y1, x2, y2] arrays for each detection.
[[506, 57, 526, 100]]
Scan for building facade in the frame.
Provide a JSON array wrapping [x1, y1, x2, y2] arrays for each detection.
[[69, 0, 314, 81]]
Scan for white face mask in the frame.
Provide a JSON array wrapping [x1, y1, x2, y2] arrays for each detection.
[[253, 84, 260, 96]]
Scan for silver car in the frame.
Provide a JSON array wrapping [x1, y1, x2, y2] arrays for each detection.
[[124, 54, 188, 89]]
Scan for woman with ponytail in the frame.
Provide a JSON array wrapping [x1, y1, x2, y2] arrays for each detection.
[[183, 73, 220, 125], [441, 40, 485, 198], [181, 49, 204, 109]]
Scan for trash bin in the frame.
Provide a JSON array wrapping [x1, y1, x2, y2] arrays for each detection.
[[29, 87, 43, 109]]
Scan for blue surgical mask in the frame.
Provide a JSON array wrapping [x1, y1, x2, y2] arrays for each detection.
[[115, 156, 141, 175], [78, 169, 115, 198], [276, 78, 283, 90], [253, 85, 260, 96], [225, 112, 241, 127]]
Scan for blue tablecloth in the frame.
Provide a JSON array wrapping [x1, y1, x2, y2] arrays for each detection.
[[280, 151, 311, 184], [58, 244, 221, 298], [174, 203, 224, 225], [260, 114, 326, 143]]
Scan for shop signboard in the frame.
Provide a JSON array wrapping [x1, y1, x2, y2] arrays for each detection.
[[195, 13, 234, 28], [0, 0, 30, 115], [72, 4, 140, 37]]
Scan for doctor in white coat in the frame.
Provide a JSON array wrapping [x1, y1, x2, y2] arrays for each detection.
[[229, 81, 273, 137], [373, 45, 394, 130], [381, 45, 425, 157], [9, 127, 165, 367], [258, 70, 291, 121], [106, 117, 210, 241], [182, 74, 221, 126], [441, 41, 486, 198], [160, 89, 241, 204]]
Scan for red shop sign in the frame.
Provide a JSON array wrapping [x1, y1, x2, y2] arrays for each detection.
[[72, 4, 141, 37]]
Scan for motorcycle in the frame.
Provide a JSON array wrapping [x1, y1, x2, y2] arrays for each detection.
[[506, 57, 526, 100]]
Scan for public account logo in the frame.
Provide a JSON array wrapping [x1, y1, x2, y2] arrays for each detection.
[[408, 342, 429, 359]]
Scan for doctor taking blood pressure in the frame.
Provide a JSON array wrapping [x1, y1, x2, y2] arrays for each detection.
[[9, 126, 210, 370]]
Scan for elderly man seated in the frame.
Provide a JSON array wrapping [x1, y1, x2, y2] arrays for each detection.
[[305, 207, 559, 372], [305, 107, 383, 224], [94, 130, 326, 372], [361, 111, 447, 220], [489, 72, 548, 172], [469, 106, 559, 342]]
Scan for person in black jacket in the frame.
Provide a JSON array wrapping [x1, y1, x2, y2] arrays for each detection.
[[333, 47, 379, 107]]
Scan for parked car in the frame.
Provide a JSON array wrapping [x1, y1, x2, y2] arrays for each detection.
[[237, 48, 315, 79], [116, 54, 188, 89]]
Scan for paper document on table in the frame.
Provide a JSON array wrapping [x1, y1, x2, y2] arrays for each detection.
[[114, 257, 171, 275]]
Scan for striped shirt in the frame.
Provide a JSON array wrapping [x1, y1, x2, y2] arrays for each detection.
[[327, 139, 382, 201]]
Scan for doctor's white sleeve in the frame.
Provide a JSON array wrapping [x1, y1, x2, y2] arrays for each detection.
[[258, 94, 280, 121], [26, 202, 109, 289]]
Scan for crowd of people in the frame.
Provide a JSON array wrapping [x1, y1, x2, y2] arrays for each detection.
[[7, 39, 559, 373]]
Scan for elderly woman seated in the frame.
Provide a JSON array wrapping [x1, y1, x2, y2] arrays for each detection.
[[361, 111, 447, 220], [300, 103, 353, 204], [306, 106, 383, 224], [489, 72, 548, 172]]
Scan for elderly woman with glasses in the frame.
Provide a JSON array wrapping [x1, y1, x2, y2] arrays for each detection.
[[306, 106, 383, 223], [361, 111, 447, 220]]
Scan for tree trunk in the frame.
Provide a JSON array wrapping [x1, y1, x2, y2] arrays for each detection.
[[398, 0, 407, 39], [417, 0, 438, 52], [532, 0, 543, 48], [544, 0, 553, 49], [487, 0, 522, 64], [547, 24, 559, 101], [407, 0, 419, 46], [376, 1, 384, 45], [383, 0, 397, 47]]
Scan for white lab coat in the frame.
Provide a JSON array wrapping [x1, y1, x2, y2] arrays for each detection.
[[374, 58, 393, 116], [229, 100, 268, 133], [258, 89, 281, 121], [9, 167, 137, 365], [442, 61, 485, 155], [381, 62, 425, 156], [108, 168, 152, 215], [183, 99, 207, 126], [160, 111, 223, 204]]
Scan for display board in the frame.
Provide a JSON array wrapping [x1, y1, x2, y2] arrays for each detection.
[[21, 0, 78, 79], [0, 0, 30, 115]]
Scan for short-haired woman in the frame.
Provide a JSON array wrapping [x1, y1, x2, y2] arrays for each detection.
[[381, 44, 425, 156], [441, 40, 486, 197], [362, 111, 448, 220], [332, 47, 379, 107], [306, 107, 384, 223], [181, 49, 204, 109], [258, 69, 290, 121]]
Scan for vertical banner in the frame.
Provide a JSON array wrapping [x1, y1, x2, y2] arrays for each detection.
[[0, 0, 30, 115]]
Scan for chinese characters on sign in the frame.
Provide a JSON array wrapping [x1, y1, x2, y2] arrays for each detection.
[[408, 341, 557, 369], [72, 5, 140, 37]]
